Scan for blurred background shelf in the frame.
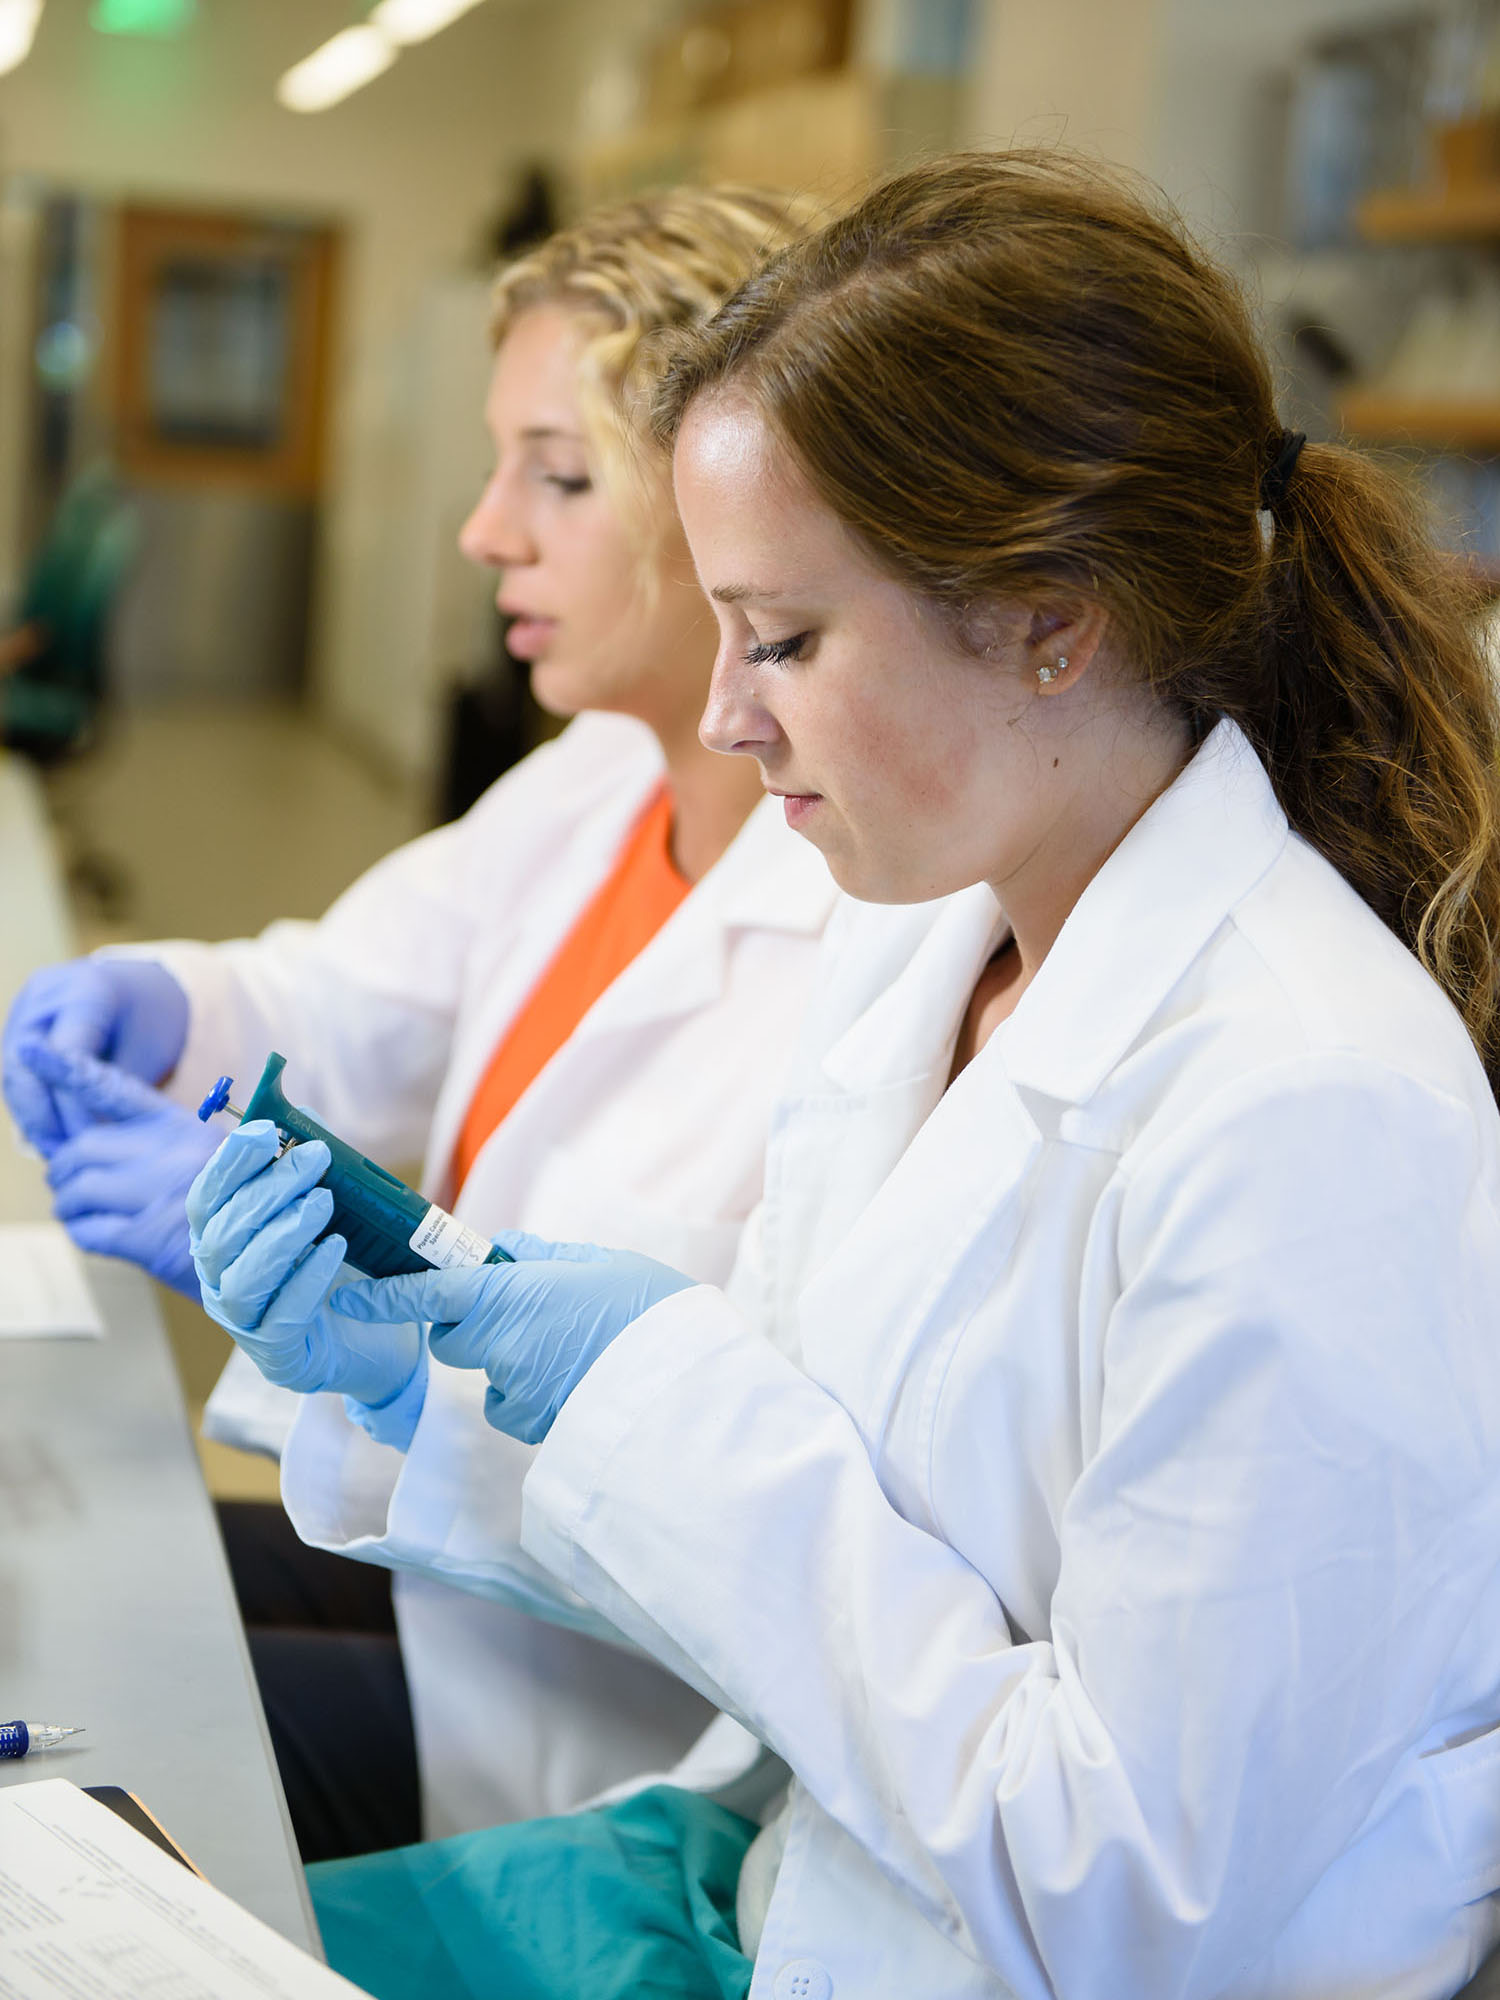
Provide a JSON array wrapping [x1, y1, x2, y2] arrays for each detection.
[[1356, 184, 1500, 240], [1340, 391, 1500, 449]]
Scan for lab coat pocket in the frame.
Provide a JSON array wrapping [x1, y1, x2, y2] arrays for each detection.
[[1422, 1722, 1500, 1901], [520, 1143, 744, 1287]]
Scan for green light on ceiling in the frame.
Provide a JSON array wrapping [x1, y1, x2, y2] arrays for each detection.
[[90, 0, 198, 37]]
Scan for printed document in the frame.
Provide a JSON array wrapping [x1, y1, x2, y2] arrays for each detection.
[[0, 1779, 365, 1997], [0, 1223, 104, 1337]]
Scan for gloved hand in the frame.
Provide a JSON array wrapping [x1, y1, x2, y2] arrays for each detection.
[[22, 1042, 219, 1297], [188, 1122, 424, 1445], [3, 957, 189, 1155], [333, 1230, 694, 1445]]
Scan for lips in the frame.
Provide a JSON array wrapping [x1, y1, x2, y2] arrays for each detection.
[[769, 789, 822, 832], [501, 609, 557, 660]]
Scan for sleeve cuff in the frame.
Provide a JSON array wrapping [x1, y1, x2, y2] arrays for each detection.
[[520, 1284, 744, 1596], [344, 1347, 428, 1451]]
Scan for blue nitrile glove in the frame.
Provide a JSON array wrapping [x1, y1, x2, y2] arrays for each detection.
[[3, 957, 189, 1155], [332, 1229, 694, 1446], [23, 1042, 219, 1297], [187, 1122, 425, 1447]]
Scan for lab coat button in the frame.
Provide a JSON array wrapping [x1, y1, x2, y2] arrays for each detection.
[[773, 1961, 832, 2000]]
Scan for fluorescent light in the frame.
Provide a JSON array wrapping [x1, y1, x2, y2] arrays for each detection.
[[368, 0, 485, 46], [0, 0, 43, 76], [276, 23, 395, 112]]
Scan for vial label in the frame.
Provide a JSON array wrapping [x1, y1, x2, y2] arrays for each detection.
[[410, 1204, 493, 1270]]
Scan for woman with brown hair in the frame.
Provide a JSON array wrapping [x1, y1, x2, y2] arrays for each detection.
[[197, 152, 1500, 1998]]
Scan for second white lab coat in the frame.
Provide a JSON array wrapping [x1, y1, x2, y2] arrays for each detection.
[[349, 720, 1500, 1997], [147, 710, 837, 1835]]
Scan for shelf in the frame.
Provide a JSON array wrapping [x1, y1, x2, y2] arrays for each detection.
[[1340, 390, 1500, 450], [1356, 185, 1500, 242]]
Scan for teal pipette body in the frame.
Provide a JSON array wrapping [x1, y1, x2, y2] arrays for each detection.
[[198, 1053, 510, 1280]]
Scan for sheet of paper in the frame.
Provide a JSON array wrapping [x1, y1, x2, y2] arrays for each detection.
[[0, 1224, 104, 1339], [0, 1779, 366, 1998]]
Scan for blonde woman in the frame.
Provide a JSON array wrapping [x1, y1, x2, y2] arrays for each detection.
[[3, 186, 832, 1861]]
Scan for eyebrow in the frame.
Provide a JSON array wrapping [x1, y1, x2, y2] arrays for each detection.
[[518, 425, 587, 444], [709, 583, 786, 604]]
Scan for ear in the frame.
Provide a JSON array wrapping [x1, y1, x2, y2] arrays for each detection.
[[1024, 596, 1109, 694]]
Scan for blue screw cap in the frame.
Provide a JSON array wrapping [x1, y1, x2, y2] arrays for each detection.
[[198, 1075, 235, 1123]]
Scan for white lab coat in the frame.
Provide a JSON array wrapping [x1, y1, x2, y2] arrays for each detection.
[[495, 719, 1500, 1999], [145, 710, 837, 1836]]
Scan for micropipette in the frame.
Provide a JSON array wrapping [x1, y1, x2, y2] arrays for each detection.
[[199, 1053, 510, 1281]]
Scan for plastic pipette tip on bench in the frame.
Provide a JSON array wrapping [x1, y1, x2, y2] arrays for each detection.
[[1, 1721, 85, 1758]]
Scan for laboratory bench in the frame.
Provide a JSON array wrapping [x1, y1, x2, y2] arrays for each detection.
[[0, 750, 321, 1955]]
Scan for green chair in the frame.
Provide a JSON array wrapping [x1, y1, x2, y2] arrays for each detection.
[[2, 465, 140, 763]]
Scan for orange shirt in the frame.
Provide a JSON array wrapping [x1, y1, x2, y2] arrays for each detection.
[[451, 786, 690, 1191]]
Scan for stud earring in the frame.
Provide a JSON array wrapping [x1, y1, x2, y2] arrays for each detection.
[[1037, 656, 1067, 685]]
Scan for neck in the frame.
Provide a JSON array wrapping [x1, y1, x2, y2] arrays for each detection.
[[992, 709, 1192, 984], [656, 719, 764, 883]]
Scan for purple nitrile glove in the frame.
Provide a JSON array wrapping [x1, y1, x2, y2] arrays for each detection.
[[332, 1229, 693, 1446], [2, 957, 188, 1155], [26, 1042, 218, 1297]]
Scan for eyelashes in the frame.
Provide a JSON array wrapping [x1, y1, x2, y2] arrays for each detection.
[[744, 631, 810, 667]]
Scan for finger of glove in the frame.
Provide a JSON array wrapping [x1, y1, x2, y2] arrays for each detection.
[[423, 1266, 540, 1373], [194, 1150, 332, 1294], [211, 1185, 336, 1330], [490, 1228, 610, 1265], [45, 1116, 152, 1185], [23, 1042, 162, 1125], [43, 970, 119, 1062], [2, 1044, 66, 1154], [331, 1264, 497, 1328], [186, 1125, 322, 1242], [49, 1160, 151, 1222], [59, 1208, 138, 1259], [261, 1231, 347, 1338], [102, 961, 189, 1083]]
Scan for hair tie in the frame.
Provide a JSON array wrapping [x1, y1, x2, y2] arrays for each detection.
[[1259, 429, 1306, 514]]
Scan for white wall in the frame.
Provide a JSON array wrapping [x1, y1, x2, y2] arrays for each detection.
[[0, 0, 579, 774], [962, 0, 1167, 171]]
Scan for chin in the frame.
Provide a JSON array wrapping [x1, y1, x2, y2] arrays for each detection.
[[529, 656, 643, 721], [527, 660, 592, 719]]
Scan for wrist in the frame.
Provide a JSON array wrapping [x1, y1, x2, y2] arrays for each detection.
[[344, 1346, 428, 1451]]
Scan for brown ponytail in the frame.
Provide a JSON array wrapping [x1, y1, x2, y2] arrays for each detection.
[[655, 150, 1500, 1091], [1256, 445, 1500, 1070]]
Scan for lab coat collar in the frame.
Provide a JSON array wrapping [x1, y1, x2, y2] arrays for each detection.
[[571, 792, 837, 1038], [997, 718, 1288, 1105]]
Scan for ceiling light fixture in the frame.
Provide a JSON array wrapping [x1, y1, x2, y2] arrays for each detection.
[[276, 23, 396, 113], [0, 0, 43, 76], [90, 0, 196, 36], [367, 0, 486, 46]]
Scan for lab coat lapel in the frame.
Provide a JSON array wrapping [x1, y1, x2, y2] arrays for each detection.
[[431, 795, 835, 1201], [560, 793, 835, 1045], [776, 722, 1289, 1450], [998, 719, 1289, 1103], [795, 1047, 1043, 1453], [759, 887, 1008, 1372]]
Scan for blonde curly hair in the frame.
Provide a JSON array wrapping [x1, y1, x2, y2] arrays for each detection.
[[489, 184, 825, 554]]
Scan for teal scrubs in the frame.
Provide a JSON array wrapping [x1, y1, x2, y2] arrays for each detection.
[[308, 1785, 757, 2000]]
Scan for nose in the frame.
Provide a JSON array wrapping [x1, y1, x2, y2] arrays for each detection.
[[699, 645, 782, 760], [458, 471, 532, 570]]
